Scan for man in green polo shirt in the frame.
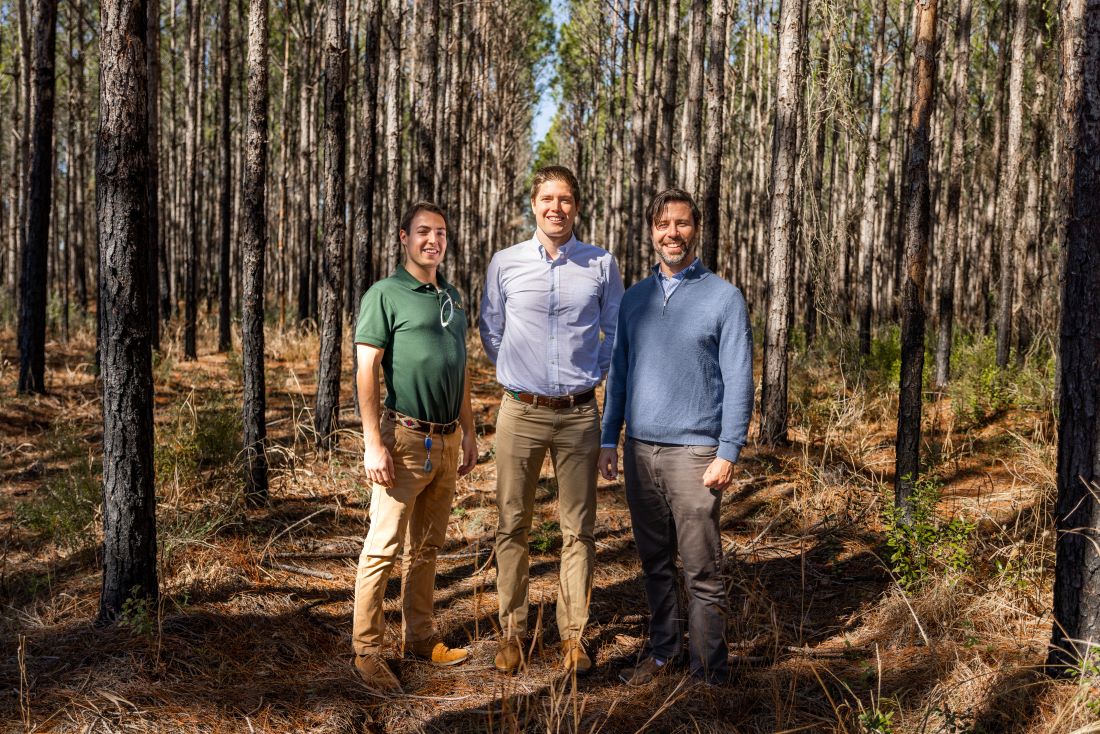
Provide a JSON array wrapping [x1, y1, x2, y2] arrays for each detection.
[[351, 201, 478, 693]]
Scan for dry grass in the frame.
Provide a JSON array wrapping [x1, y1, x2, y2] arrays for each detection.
[[0, 318, 1090, 733]]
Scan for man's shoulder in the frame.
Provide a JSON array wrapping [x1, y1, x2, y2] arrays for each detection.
[[490, 240, 535, 266], [622, 275, 658, 304]]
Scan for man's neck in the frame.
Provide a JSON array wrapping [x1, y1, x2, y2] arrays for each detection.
[[535, 228, 572, 260], [404, 260, 439, 288]]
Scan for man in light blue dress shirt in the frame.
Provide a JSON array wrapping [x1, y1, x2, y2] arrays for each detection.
[[479, 165, 624, 676]]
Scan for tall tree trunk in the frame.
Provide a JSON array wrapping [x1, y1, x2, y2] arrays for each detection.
[[933, 0, 973, 388], [183, 0, 201, 359], [17, 0, 58, 394], [856, 0, 887, 357], [218, 0, 233, 352], [415, 0, 438, 200], [895, 0, 939, 515], [315, 0, 347, 447], [656, 0, 679, 191], [700, 0, 727, 272], [759, 0, 803, 447], [679, 0, 706, 191], [995, 0, 1029, 367], [241, 0, 269, 502], [147, 0, 161, 350], [97, 0, 158, 624], [1048, 0, 1100, 675], [354, 0, 380, 303]]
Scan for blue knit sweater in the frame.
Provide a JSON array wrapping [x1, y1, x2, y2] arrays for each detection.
[[600, 264, 754, 463]]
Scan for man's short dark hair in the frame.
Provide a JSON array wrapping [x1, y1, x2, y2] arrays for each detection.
[[399, 201, 448, 236], [645, 188, 701, 229], [530, 165, 581, 207]]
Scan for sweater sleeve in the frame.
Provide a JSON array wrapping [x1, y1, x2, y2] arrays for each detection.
[[600, 301, 629, 448], [717, 287, 754, 463]]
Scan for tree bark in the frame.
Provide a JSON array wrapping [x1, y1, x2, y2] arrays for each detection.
[[218, 0, 233, 352], [759, 0, 803, 447], [679, 0, 706, 192], [933, 0, 973, 388], [1048, 0, 1100, 674], [315, 0, 347, 447], [17, 0, 58, 394], [700, 0, 727, 272], [354, 0, 380, 303], [146, 0, 161, 350], [241, 0, 269, 502], [895, 0, 939, 515], [183, 0, 202, 359], [97, 0, 158, 624], [856, 0, 887, 357]]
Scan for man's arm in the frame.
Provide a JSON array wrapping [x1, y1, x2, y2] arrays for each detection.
[[478, 255, 505, 364], [458, 364, 477, 476], [597, 254, 625, 377], [717, 288, 755, 464], [357, 343, 395, 487], [598, 306, 629, 480]]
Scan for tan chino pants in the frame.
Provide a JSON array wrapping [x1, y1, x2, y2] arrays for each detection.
[[494, 393, 600, 641], [352, 414, 459, 655]]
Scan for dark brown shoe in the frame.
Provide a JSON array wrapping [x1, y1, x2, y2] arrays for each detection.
[[561, 638, 592, 676], [494, 637, 524, 673], [354, 653, 402, 693], [619, 656, 667, 686]]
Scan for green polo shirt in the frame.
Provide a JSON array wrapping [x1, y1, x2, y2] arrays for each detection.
[[354, 265, 467, 424]]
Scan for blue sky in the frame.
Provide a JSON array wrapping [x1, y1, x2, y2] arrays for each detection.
[[530, 0, 569, 145]]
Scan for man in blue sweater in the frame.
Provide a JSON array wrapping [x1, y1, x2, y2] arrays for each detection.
[[598, 188, 754, 685]]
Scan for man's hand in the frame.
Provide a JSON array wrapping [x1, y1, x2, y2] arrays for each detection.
[[598, 447, 618, 481], [363, 440, 395, 488], [702, 457, 734, 490], [459, 430, 478, 476]]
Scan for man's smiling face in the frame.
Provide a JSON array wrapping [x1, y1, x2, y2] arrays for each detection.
[[400, 210, 447, 270], [531, 178, 578, 244]]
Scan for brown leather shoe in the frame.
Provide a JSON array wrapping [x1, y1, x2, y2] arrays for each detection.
[[354, 653, 402, 693], [494, 637, 524, 672], [619, 656, 667, 686], [406, 637, 469, 667], [561, 638, 592, 676]]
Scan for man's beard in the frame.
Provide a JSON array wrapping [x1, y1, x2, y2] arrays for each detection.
[[657, 241, 694, 267]]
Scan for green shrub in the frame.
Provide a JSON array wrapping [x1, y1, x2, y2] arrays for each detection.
[[531, 520, 561, 554], [882, 475, 975, 589], [15, 429, 101, 550]]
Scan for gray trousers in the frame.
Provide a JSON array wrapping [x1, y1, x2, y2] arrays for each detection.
[[623, 437, 728, 679]]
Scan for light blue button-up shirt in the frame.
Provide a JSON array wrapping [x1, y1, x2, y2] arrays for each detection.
[[655, 257, 700, 299], [479, 234, 625, 396]]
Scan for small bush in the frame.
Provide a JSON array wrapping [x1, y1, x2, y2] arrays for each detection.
[[156, 396, 243, 494], [531, 520, 561, 554], [15, 429, 101, 550], [883, 475, 975, 589]]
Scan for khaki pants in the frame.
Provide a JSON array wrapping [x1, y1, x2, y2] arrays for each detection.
[[494, 393, 600, 640], [352, 414, 459, 655]]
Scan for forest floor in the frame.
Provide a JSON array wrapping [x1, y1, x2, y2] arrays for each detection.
[[0, 318, 1096, 733]]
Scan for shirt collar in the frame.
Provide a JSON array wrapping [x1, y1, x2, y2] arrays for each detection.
[[532, 232, 579, 262], [394, 263, 450, 292], [653, 257, 701, 281]]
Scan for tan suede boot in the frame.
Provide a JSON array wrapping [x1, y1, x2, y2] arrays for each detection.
[[494, 637, 524, 673], [354, 653, 402, 693], [561, 638, 592, 676]]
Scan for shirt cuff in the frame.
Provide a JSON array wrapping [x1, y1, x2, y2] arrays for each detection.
[[600, 443, 617, 449], [717, 441, 741, 463]]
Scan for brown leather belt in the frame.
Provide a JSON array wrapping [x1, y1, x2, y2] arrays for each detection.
[[506, 388, 596, 409], [385, 409, 460, 434]]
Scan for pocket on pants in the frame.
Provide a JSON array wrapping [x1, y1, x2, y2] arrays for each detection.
[[687, 444, 718, 458]]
